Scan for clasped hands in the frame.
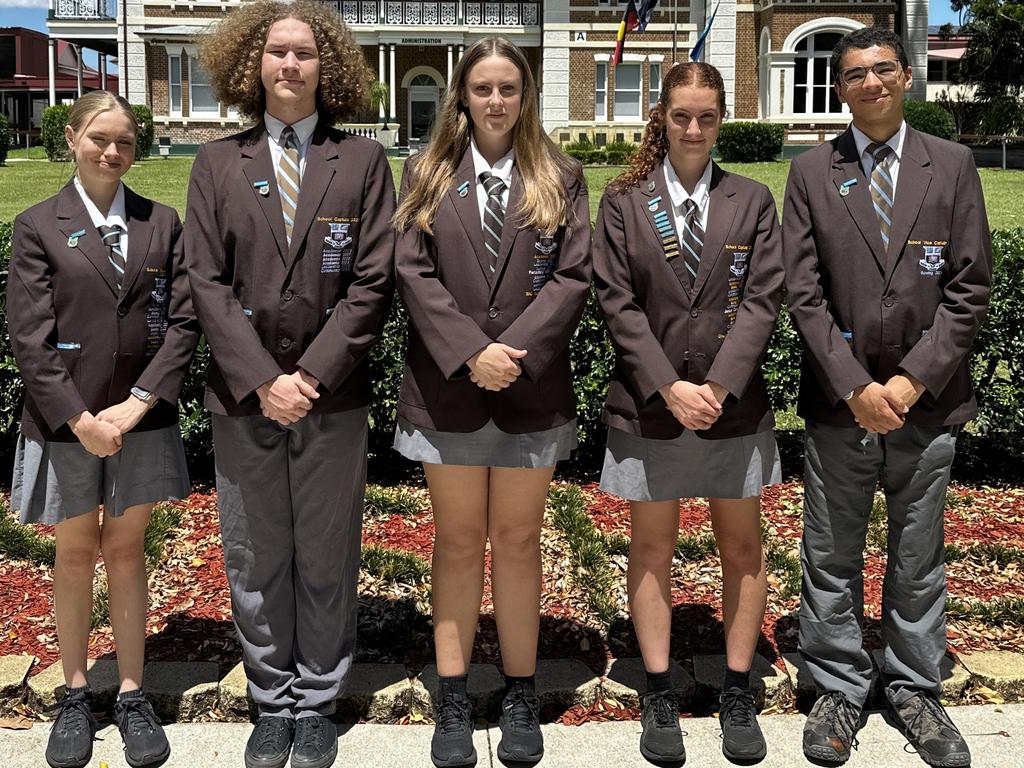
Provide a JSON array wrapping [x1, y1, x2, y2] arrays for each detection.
[[845, 374, 925, 434], [257, 369, 320, 425], [69, 396, 156, 458], [467, 343, 527, 391], [659, 380, 728, 431]]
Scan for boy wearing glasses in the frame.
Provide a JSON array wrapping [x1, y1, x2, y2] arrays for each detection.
[[783, 27, 991, 767]]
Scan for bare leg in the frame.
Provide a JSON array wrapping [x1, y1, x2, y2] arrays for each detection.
[[100, 503, 154, 693], [53, 510, 102, 689], [627, 500, 681, 673], [424, 464, 489, 676], [487, 466, 553, 677], [709, 496, 767, 673]]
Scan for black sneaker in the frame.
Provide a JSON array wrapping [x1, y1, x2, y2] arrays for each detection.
[[719, 686, 767, 761], [45, 687, 99, 768], [115, 691, 170, 767], [639, 690, 685, 763], [496, 682, 543, 764], [890, 692, 971, 767], [245, 716, 295, 768], [291, 715, 337, 768], [802, 691, 861, 765], [431, 691, 476, 767]]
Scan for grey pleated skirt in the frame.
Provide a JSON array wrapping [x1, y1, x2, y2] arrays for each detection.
[[11, 424, 191, 525], [600, 427, 781, 501], [394, 418, 577, 468]]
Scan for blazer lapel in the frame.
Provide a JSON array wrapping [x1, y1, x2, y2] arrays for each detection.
[[691, 163, 736, 302], [490, 166, 523, 299], [639, 167, 694, 300], [884, 128, 932, 284], [55, 183, 118, 296], [240, 126, 289, 266], [448, 148, 492, 287], [287, 125, 337, 267], [118, 187, 153, 300], [832, 129, 886, 275]]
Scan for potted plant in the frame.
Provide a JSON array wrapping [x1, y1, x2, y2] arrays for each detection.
[[370, 80, 397, 148]]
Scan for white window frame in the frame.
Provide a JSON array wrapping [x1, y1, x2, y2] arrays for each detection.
[[648, 59, 662, 111], [595, 61, 608, 120], [168, 53, 182, 117], [613, 61, 643, 120], [793, 31, 847, 116], [187, 55, 220, 116]]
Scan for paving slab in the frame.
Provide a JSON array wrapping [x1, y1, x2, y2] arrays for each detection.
[[216, 662, 253, 721], [0, 655, 35, 706], [962, 651, 1024, 701], [338, 663, 413, 721], [413, 663, 502, 720], [26, 658, 119, 714], [692, 653, 792, 710], [534, 659, 601, 719], [144, 661, 219, 721], [600, 657, 695, 709]]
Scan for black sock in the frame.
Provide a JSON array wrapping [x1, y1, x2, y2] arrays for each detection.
[[504, 674, 536, 696], [117, 688, 144, 702], [438, 674, 468, 697], [723, 666, 751, 692], [645, 669, 672, 694], [65, 684, 91, 697]]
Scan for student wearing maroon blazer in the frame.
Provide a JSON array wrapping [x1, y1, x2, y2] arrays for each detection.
[[8, 90, 198, 768], [184, 4, 393, 768], [784, 28, 991, 767], [392, 36, 590, 768], [593, 62, 784, 764]]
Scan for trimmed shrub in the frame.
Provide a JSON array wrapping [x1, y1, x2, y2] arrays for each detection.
[[604, 141, 637, 165], [41, 104, 71, 162], [716, 122, 785, 163], [132, 103, 155, 161], [0, 113, 10, 166], [904, 100, 957, 141]]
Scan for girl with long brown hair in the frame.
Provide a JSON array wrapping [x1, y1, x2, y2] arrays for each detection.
[[594, 62, 784, 763], [393, 36, 591, 768]]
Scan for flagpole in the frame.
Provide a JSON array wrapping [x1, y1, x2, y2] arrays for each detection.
[[672, 0, 678, 64]]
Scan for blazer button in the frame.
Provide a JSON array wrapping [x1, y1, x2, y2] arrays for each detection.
[[279, 337, 292, 350], [488, 307, 499, 319], [690, 309, 699, 318], [117, 306, 128, 318], [282, 290, 294, 302], [883, 296, 895, 307]]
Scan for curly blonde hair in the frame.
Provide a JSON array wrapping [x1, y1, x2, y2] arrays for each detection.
[[608, 62, 726, 195], [198, 0, 371, 122]]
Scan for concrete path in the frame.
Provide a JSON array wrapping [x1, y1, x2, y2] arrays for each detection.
[[0, 704, 1020, 768]]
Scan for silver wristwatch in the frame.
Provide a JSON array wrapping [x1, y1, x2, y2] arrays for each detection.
[[131, 386, 157, 405]]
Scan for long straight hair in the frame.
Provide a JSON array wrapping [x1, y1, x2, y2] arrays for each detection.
[[392, 36, 581, 235]]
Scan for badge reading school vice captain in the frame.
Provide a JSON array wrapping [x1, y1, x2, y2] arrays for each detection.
[[723, 244, 751, 335], [318, 216, 358, 274], [145, 267, 169, 357], [911, 239, 948, 277], [527, 234, 559, 297]]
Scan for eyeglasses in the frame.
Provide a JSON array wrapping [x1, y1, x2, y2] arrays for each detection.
[[837, 59, 903, 88]]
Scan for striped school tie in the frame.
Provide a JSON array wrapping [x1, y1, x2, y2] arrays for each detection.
[[679, 198, 704, 287], [866, 142, 895, 252], [98, 224, 126, 291], [276, 126, 301, 246], [479, 171, 507, 274]]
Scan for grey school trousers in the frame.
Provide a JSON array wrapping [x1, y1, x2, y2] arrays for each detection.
[[799, 420, 958, 708], [212, 407, 368, 718]]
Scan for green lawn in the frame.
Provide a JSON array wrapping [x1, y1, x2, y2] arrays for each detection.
[[1, 156, 1020, 230]]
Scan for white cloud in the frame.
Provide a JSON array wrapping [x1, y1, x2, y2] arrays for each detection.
[[0, 0, 50, 8]]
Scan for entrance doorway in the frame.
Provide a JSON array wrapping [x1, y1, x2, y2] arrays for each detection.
[[407, 73, 440, 142]]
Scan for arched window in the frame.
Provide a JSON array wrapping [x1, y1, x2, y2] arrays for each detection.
[[410, 74, 436, 87], [793, 32, 844, 114]]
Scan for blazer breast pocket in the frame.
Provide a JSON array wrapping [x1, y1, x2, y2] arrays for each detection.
[[317, 216, 359, 275], [525, 234, 559, 298]]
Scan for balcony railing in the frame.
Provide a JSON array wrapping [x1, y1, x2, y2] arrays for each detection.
[[329, 2, 541, 27], [52, 0, 117, 20]]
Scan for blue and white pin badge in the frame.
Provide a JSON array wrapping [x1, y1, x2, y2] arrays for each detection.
[[647, 195, 662, 213], [457, 181, 470, 198], [253, 180, 270, 197], [66, 228, 86, 248], [839, 178, 858, 197]]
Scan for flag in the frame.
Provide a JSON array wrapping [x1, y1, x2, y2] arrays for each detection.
[[612, 0, 640, 65], [690, 0, 721, 62], [636, 0, 660, 32]]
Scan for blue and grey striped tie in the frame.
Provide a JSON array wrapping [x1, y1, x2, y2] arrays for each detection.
[[867, 142, 895, 252], [479, 171, 506, 274], [679, 199, 703, 287], [98, 223, 126, 290]]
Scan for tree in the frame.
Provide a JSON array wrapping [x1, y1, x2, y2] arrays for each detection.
[[951, 0, 1024, 134], [369, 81, 391, 129]]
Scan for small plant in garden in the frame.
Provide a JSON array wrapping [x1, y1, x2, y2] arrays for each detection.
[[0, 112, 10, 167], [361, 544, 430, 584], [674, 533, 717, 562], [364, 484, 425, 518], [41, 103, 71, 162], [132, 103, 155, 161]]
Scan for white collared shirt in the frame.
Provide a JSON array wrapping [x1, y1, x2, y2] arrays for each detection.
[[851, 120, 906, 194], [470, 137, 515, 230], [264, 110, 318, 183], [663, 156, 712, 243], [74, 175, 128, 263]]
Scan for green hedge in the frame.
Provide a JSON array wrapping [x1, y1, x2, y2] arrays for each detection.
[[563, 139, 637, 166], [716, 122, 785, 163], [132, 104, 155, 161], [904, 100, 957, 141], [0, 113, 10, 167], [41, 104, 70, 163], [1, 225, 1022, 472]]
